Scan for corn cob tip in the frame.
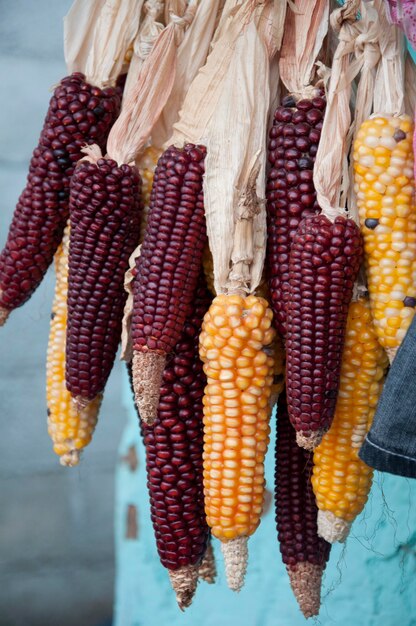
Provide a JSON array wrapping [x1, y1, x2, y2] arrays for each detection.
[[288, 562, 324, 619], [317, 510, 351, 544], [72, 395, 92, 412], [168, 564, 199, 610], [296, 430, 325, 451], [198, 542, 217, 584], [132, 350, 166, 425], [0, 303, 10, 326], [59, 448, 81, 467], [385, 347, 397, 364], [221, 536, 248, 592]]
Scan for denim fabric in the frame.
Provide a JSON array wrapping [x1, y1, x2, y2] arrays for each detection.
[[359, 315, 416, 478]]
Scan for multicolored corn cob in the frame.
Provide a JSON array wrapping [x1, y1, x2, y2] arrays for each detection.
[[275, 391, 331, 618], [47, 223, 102, 466], [266, 94, 326, 337], [285, 214, 363, 450], [199, 294, 275, 591], [66, 153, 142, 407], [0, 73, 121, 324], [132, 144, 207, 425], [353, 114, 416, 362], [138, 145, 162, 242], [312, 296, 389, 542], [141, 277, 211, 609]]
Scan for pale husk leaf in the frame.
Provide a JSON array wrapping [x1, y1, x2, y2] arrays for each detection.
[[165, 0, 189, 24], [279, 0, 329, 97], [107, 5, 196, 165], [64, 0, 106, 73], [170, 0, 286, 295], [123, 1, 165, 103], [372, 0, 405, 116], [404, 53, 416, 116], [151, 0, 224, 148], [313, 0, 363, 221], [83, 0, 144, 88]]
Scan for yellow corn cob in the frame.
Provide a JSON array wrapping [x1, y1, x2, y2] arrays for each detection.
[[312, 296, 389, 542], [199, 294, 275, 591], [353, 115, 416, 362], [138, 146, 162, 242], [47, 224, 102, 466]]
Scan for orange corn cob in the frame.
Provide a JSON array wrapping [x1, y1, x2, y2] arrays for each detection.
[[47, 224, 101, 466], [312, 296, 389, 542], [199, 294, 275, 591], [353, 114, 416, 362]]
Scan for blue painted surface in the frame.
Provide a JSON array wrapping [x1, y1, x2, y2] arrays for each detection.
[[114, 373, 416, 626]]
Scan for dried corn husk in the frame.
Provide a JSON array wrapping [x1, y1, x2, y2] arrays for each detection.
[[123, 1, 166, 102], [313, 0, 363, 221], [171, 0, 287, 296], [373, 0, 406, 116], [279, 0, 329, 98], [404, 52, 416, 115], [106, 3, 196, 165], [64, 0, 144, 87]]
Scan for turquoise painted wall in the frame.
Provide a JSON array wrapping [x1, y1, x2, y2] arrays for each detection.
[[114, 373, 416, 626]]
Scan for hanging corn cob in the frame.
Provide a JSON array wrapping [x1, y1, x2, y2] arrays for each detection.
[[132, 143, 207, 424], [47, 224, 102, 465], [312, 296, 389, 542], [353, 115, 416, 362], [67, 13, 195, 409], [0, 75, 121, 325], [266, 93, 325, 337], [286, 1, 365, 451], [66, 152, 142, 407], [199, 294, 275, 591], [275, 390, 331, 618], [0, 0, 145, 324], [138, 145, 163, 242], [197, 539, 217, 584], [141, 276, 211, 609]]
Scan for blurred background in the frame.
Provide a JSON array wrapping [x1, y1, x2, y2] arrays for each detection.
[[0, 2, 415, 626]]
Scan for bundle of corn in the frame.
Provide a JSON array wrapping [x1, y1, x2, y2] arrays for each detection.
[[46, 224, 101, 466], [67, 12, 195, 409], [141, 276, 212, 609], [312, 296, 389, 542], [199, 294, 275, 591], [0, 0, 144, 325], [353, 115, 416, 362], [267, 0, 328, 337], [275, 391, 331, 618], [285, 0, 364, 451]]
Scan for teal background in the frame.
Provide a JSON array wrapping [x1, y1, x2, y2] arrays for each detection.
[[114, 374, 416, 626]]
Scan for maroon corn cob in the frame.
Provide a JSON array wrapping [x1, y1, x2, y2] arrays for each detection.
[[132, 143, 207, 425], [141, 277, 211, 609], [66, 156, 141, 406], [0, 73, 121, 324], [266, 94, 326, 337], [275, 390, 331, 619], [286, 214, 363, 450]]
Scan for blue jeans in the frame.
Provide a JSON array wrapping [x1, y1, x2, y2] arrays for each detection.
[[359, 315, 416, 478]]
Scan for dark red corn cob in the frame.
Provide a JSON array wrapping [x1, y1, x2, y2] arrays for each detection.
[[132, 143, 207, 425], [266, 93, 326, 337], [66, 156, 141, 406], [141, 277, 211, 609], [0, 73, 121, 325], [275, 390, 331, 619], [286, 214, 363, 450]]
